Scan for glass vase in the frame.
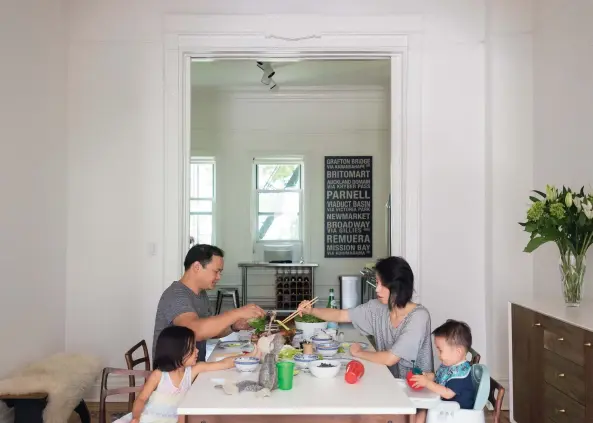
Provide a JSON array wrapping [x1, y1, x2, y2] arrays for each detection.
[[559, 252, 586, 307]]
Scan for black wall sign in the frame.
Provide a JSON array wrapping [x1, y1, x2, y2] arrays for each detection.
[[324, 156, 373, 258]]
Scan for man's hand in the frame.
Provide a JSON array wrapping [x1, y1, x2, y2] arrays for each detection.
[[232, 318, 253, 331], [349, 343, 363, 357], [235, 304, 266, 320], [410, 373, 431, 389]]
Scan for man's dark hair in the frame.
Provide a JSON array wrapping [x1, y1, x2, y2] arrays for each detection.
[[374, 256, 415, 310], [183, 244, 224, 271], [432, 319, 472, 351]]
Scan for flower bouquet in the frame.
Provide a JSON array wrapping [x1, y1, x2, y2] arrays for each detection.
[[519, 185, 593, 306]]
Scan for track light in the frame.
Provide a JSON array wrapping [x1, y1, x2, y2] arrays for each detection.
[[261, 71, 276, 85], [256, 61, 278, 90]]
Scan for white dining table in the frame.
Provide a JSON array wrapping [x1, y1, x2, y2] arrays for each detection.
[[178, 324, 422, 423]]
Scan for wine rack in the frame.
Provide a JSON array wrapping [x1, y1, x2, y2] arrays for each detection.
[[274, 267, 313, 310], [238, 262, 318, 313]]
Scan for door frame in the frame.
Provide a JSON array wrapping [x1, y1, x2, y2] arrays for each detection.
[[163, 14, 424, 299]]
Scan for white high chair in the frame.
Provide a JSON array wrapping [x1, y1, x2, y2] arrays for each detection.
[[426, 364, 490, 423]]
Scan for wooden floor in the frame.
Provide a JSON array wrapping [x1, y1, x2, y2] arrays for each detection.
[[70, 403, 509, 423]]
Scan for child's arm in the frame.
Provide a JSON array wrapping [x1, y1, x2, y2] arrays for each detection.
[[409, 374, 455, 399], [191, 355, 238, 381], [191, 346, 260, 381], [130, 370, 162, 422], [424, 380, 456, 399]]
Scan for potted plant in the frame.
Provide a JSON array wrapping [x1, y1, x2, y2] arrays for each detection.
[[519, 185, 593, 306]]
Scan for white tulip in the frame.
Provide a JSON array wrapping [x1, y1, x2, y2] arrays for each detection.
[[574, 196, 582, 210], [582, 201, 593, 219]]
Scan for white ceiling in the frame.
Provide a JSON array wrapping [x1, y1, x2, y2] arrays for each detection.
[[191, 60, 390, 88]]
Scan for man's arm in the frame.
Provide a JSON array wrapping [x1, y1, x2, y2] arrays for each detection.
[[174, 309, 240, 341]]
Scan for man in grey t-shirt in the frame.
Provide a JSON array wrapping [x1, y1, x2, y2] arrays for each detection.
[[152, 245, 265, 362]]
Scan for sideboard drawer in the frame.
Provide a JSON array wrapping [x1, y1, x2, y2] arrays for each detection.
[[538, 313, 585, 365], [543, 383, 586, 423], [543, 349, 586, 404]]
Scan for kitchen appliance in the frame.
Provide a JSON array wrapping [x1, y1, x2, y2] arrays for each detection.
[[339, 275, 362, 309]]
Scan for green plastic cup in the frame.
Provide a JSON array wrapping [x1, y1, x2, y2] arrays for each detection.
[[276, 361, 295, 390]]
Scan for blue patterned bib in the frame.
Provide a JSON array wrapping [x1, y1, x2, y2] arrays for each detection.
[[435, 360, 471, 385]]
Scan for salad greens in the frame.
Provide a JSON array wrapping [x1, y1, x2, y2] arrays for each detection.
[[278, 346, 301, 360], [294, 314, 325, 323], [248, 317, 267, 333]]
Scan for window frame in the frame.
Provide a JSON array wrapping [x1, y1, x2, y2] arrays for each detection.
[[189, 156, 216, 247], [252, 157, 305, 245]]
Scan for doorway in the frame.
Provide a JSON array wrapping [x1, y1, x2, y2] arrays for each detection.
[[162, 14, 421, 299], [187, 59, 391, 311]]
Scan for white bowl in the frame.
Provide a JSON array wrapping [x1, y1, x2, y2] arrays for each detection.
[[293, 353, 319, 369], [311, 336, 335, 349], [234, 356, 260, 372], [295, 321, 328, 341], [308, 360, 341, 378], [316, 343, 339, 358]]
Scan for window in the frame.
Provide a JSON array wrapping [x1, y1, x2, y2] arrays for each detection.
[[189, 157, 215, 246], [254, 159, 303, 242]]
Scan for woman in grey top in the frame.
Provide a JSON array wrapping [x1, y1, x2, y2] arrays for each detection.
[[298, 256, 433, 378]]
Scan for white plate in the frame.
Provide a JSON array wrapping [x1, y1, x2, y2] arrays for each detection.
[[218, 341, 250, 349]]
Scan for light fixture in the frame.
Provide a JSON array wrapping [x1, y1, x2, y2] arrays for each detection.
[[261, 70, 276, 85], [256, 61, 278, 90]]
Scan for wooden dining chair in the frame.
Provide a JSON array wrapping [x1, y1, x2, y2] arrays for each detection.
[[468, 347, 481, 365], [99, 367, 151, 423], [124, 340, 151, 411], [486, 376, 505, 423]]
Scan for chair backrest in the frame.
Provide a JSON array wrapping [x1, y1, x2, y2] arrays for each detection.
[[470, 364, 491, 410], [468, 348, 481, 365], [99, 367, 151, 423], [487, 376, 506, 423], [124, 340, 151, 411]]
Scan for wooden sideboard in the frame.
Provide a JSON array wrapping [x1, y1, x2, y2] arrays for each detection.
[[509, 300, 593, 423]]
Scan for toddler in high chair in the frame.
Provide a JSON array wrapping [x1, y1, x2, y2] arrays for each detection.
[[115, 326, 258, 423], [409, 320, 476, 423]]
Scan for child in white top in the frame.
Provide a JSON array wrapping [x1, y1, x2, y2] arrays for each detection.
[[115, 326, 257, 423]]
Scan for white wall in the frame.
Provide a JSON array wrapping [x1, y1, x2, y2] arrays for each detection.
[[191, 87, 390, 306], [64, 0, 536, 396], [485, 0, 534, 392], [0, 0, 68, 377], [532, 0, 593, 300]]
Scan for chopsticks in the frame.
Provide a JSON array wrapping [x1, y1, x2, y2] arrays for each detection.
[[281, 297, 319, 325]]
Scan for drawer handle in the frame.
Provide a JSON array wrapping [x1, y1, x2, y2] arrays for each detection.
[[557, 337, 564, 341], [534, 322, 541, 327], [585, 342, 592, 347], [557, 373, 565, 378], [557, 409, 566, 413]]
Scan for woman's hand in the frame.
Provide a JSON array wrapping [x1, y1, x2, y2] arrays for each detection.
[[131, 418, 140, 423], [297, 300, 313, 316], [349, 343, 363, 357], [410, 373, 431, 389]]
